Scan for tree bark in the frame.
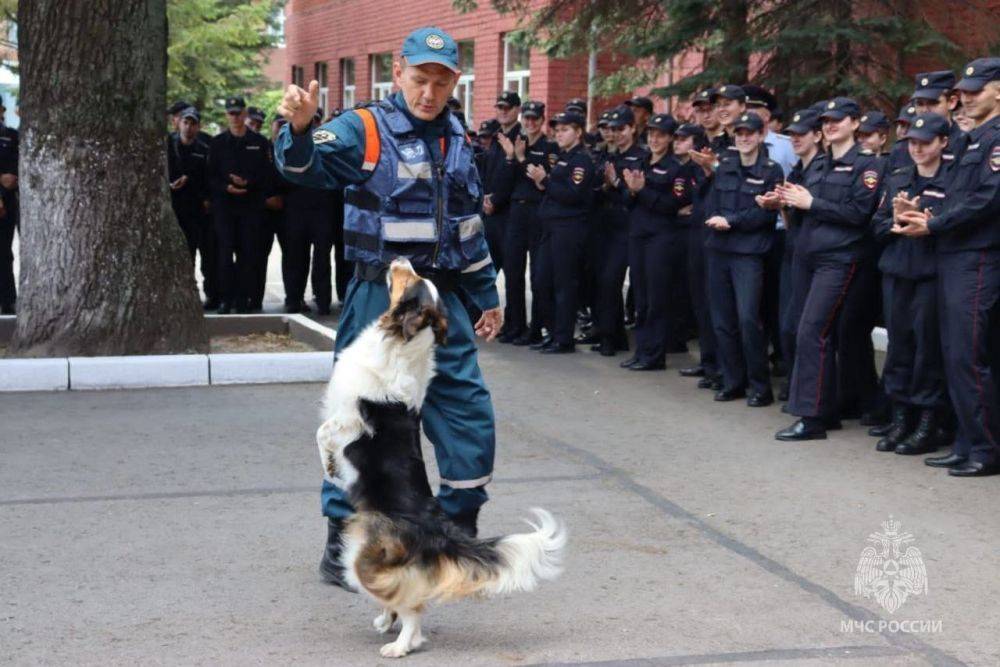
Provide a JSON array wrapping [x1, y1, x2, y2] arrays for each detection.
[[11, 0, 208, 357]]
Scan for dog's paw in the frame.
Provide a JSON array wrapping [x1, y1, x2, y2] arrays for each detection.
[[373, 610, 396, 634], [380, 641, 410, 658]]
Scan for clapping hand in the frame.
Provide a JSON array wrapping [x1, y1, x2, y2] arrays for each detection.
[[892, 208, 932, 237], [775, 181, 813, 210], [495, 133, 515, 159], [622, 168, 645, 194], [755, 190, 782, 210], [705, 215, 731, 231], [514, 135, 527, 161]]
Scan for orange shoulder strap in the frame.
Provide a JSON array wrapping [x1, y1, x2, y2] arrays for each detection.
[[353, 108, 381, 173]]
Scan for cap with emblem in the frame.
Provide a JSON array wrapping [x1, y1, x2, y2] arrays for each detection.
[[896, 103, 918, 125], [819, 96, 861, 120], [477, 118, 500, 137], [732, 111, 765, 132], [912, 70, 957, 100], [905, 112, 950, 142], [247, 106, 265, 122], [808, 100, 829, 114], [785, 108, 822, 134], [624, 96, 653, 113], [606, 105, 635, 128], [496, 90, 522, 108], [401, 27, 461, 73], [676, 122, 706, 138], [692, 88, 716, 107], [565, 97, 587, 114], [857, 111, 890, 134], [549, 110, 586, 128], [742, 85, 776, 111], [521, 100, 545, 118], [646, 113, 678, 134], [710, 85, 747, 102], [168, 100, 191, 115], [179, 106, 200, 122], [225, 96, 246, 112], [596, 110, 612, 128], [955, 57, 1000, 92]]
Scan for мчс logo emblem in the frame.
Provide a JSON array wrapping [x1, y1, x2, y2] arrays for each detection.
[[854, 517, 927, 614]]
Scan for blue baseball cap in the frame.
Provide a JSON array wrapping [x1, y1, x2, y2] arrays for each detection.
[[401, 27, 461, 73]]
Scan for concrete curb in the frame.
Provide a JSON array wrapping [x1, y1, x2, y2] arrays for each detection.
[[0, 314, 337, 392]]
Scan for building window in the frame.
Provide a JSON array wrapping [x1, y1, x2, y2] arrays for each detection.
[[341, 58, 356, 109], [291, 65, 304, 87], [315, 62, 329, 114], [503, 35, 530, 100], [454, 41, 474, 124], [371, 52, 394, 101]]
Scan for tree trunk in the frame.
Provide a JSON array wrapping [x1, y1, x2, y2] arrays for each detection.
[[11, 0, 208, 357]]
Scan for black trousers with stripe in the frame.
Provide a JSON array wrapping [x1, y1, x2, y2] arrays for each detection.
[[787, 254, 857, 419]]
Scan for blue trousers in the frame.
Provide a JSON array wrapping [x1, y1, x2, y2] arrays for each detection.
[[321, 275, 497, 519], [708, 250, 770, 395], [937, 250, 1000, 465]]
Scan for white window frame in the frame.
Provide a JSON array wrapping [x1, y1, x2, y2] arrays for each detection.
[[454, 41, 475, 124], [370, 53, 394, 101], [291, 65, 304, 88], [341, 58, 356, 109], [503, 36, 530, 100], [315, 62, 329, 114]]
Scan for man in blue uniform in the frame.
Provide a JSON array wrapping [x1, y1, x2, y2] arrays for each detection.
[[910, 70, 969, 164], [274, 27, 504, 585], [895, 58, 1000, 477]]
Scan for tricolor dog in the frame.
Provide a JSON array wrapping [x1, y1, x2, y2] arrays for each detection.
[[316, 258, 566, 658]]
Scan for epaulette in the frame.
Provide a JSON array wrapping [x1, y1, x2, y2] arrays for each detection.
[[859, 147, 874, 155]]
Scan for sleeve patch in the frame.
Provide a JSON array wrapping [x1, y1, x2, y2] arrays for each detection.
[[673, 177, 686, 196], [313, 129, 337, 144], [571, 166, 586, 184], [862, 170, 879, 190], [990, 145, 1000, 172]]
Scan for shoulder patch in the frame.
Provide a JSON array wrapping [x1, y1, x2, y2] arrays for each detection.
[[862, 169, 879, 190], [572, 166, 586, 184], [991, 145, 1000, 172], [673, 177, 686, 196], [313, 129, 337, 144]]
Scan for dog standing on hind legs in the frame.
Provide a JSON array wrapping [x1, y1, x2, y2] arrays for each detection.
[[316, 258, 567, 658]]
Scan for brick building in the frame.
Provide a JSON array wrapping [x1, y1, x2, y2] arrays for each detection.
[[282, 0, 999, 128]]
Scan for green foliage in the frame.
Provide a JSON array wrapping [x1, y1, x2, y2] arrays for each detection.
[[167, 0, 284, 128], [463, 0, 992, 115]]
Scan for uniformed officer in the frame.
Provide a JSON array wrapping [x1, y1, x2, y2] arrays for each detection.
[[166, 107, 216, 308], [704, 112, 784, 404], [888, 103, 918, 171], [274, 27, 504, 584], [594, 105, 646, 356], [911, 70, 969, 164], [282, 158, 338, 315], [767, 108, 825, 402], [624, 95, 654, 147], [675, 122, 721, 388], [167, 100, 190, 132], [0, 95, 17, 314], [870, 112, 951, 455], [618, 113, 691, 370], [710, 85, 747, 149], [482, 90, 522, 276], [691, 88, 725, 150], [775, 97, 883, 440], [856, 111, 891, 155], [208, 95, 273, 313], [246, 106, 266, 133], [565, 97, 587, 115], [894, 58, 1000, 477], [529, 110, 595, 353], [474, 118, 499, 173], [498, 100, 557, 345]]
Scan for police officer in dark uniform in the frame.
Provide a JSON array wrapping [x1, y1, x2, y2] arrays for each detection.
[[208, 95, 273, 313], [870, 113, 951, 455], [167, 107, 216, 308], [531, 110, 595, 353], [888, 103, 918, 171], [710, 85, 747, 152], [856, 111, 891, 155], [283, 170, 337, 315], [482, 91, 522, 276], [0, 96, 17, 314], [498, 100, 557, 345], [770, 108, 825, 402], [619, 113, 691, 371], [704, 112, 784, 404], [595, 105, 645, 356], [625, 96, 654, 148], [911, 70, 969, 164], [896, 58, 1000, 476], [775, 98, 883, 440], [246, 106, 266, 133]]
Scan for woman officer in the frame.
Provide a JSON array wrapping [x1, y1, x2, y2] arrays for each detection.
[[619, 114, 692, 370], [528, 110, 597, 354]]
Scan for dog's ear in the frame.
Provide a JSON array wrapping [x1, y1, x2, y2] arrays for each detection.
[[427, 307, 448, 345], [400, 307, 427, 342]]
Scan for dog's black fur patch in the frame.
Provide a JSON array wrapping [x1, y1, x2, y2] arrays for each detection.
[[344, 399, 501, 568]]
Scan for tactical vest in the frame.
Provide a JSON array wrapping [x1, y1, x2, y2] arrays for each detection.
[[343, 100, 484, 270]]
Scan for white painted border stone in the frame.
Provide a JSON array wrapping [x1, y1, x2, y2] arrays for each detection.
[[0, 358, 70, 392], [209, 352, 333, 385], [69, 355, 210, 390]]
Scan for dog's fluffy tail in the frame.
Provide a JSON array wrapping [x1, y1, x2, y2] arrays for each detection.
[[485, 508, 567, 595]]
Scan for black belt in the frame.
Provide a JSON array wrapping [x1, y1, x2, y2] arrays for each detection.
[[344, 189, 381, 212], [355, 263, 460, 292]]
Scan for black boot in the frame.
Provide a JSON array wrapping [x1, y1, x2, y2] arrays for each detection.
[[451, 508, 479, 538], [875, 403, 913, 452], [319, 517, 357, 592], [895, 409, 941, 455]]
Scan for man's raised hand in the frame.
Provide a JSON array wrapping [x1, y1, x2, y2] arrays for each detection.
[[278, 80, 320, 134]]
